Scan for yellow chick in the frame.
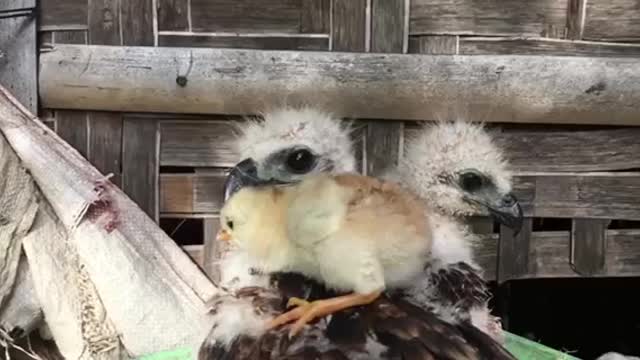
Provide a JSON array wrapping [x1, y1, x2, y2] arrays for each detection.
[[217, 172, 432, 337]]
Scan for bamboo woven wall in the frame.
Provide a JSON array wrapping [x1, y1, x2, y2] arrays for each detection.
[[35, 0, 640, 283]]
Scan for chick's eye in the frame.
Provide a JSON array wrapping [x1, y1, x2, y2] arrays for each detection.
[[226, 220, 234, 230], [459, 172, 484, 192], [286, 149, 316, 174]]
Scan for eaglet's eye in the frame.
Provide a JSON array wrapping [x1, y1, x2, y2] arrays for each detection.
[[226, 220, 234, 230], [459, 171, 484, 192], [285, 148, 316, 174]]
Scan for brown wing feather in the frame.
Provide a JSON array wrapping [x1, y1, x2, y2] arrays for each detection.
[[200, 274, 517, 360]]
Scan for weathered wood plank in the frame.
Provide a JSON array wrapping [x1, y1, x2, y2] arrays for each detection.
[[160, 172, 226, 214], [190, 0, 302, 33], [476, 229, 640, 281], [365, 120, 403, 176], [159, 172, 640, 220], [158, 34, 329, 51], [371, 0, 405, 53], [88, 0, 121, 45], [566, 0, 586, 40], [160, 122, 640, 172], [122, 118, 159, 221], [408, 35, 458, 54], [349, 121, 366, 174], [56, 110, 88, 158], [301, 0, 330, 34], [87, 112, 122, 187], [121, 0, 154, 46], [457, 37, 640, 57], [39, 45, 640, 126], [0, 14, 37, 113], [406, 127, 640, 172], [365, 0, 405, 176], [160, 121, 239, 167], [513, 173, 640, 220], [583, 1, 640, 41], [570, 219, 608, 276], [498, 220, 534, 283], [39, 0, 87, 28], [54, 30, 88, 44], [157, 0, 189, 32], [410, 0, 568, 37], [331, 0, 366, 51], [0, 0, 35, 11]]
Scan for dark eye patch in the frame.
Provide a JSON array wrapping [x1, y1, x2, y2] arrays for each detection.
[[285, 148, 317, 174], [459, 171, 485, 192], [227, 220, 234, 230]]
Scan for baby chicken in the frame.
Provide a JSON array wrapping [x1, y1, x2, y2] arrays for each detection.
[[217, 172, 433, 337]]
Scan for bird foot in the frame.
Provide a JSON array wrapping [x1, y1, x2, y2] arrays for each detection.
[[266, 297, 325, 338], [266, 291, 382, 338]]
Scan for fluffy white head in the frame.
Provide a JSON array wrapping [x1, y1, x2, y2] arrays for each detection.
[[219, 107, 356, 290], [391, 120, 512, 217], [235, 107, 356, 182]]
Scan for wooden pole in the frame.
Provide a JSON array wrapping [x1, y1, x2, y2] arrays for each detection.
[[40, 44, 640, 125]]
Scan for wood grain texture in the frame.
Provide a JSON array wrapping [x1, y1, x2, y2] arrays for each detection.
[[54, 30, 88, 44], [56, 110, 89, 158], [158, 35, 329, 51], [371, 0, 405, 53], [88, 0, 121, 45], [458, 37, 640, 57], [121, 0, 154, 46], [513, 173, 640, 220], [190, 0, 302, 33], [583, 0, 640, 41], [410, 0, 568, 37], [350, 121, 366, 174], [157, 0, 189, 31], [365, 0, 405, 177], [331, 0, 366, 51], [87, 112, 122, 186], [408, 35, 458, 54], [570, 219, 608, 276], [566, 0, 586, 40], [39, 44, 640, 126], [497, 220, 534, 283], [405, 126, 640, 172], [199, 168, 223, 283], [300, 0, 330, 33], [0, 0, 35, 11], [0, 14, 37, 113], [160, 122, 640, 173], [475, 229, 640, 281], [39, 0, 87, 28], [365, 120, 403, 176], [160, 121, 239, 167], [122, 118, 159, 221], [160, 173, 226, 214]]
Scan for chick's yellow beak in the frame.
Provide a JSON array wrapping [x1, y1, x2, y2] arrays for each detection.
[[216, 229, 232, 242]]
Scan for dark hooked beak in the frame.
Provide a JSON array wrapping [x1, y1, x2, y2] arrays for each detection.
[[484, 193, 524, 235], [223, 158, 292, 201]]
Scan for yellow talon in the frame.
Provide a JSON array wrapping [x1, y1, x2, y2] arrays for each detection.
[[286, 297, 310, 309]]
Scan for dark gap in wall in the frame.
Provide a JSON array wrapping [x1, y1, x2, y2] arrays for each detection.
[[159, 166, 195, 173], [532, 218, 572, 232], [492, 277, 640, 359], [160, 218, 203, 245], [609, 220, 640, 229]]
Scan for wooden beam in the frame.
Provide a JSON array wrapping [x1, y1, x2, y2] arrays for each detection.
[[39, 44, 640, 126]]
